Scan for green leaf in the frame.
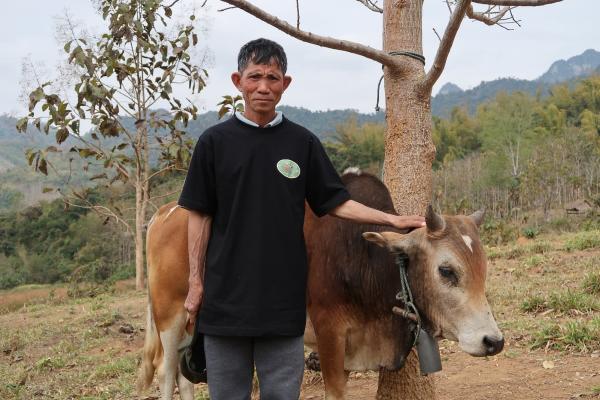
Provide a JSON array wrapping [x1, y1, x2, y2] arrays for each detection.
[[56, 127, 69, 144], [38, 158, 48, 175], [28, 87, 45, 111], [15, 117, 28, 133], [42, 187, 54, 193], [64, 41, 72, 53]]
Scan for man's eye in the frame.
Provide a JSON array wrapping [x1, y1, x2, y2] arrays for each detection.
[[438, 265, 459, 286]]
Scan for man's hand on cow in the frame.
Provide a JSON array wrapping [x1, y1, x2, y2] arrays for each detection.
[[389, 215, 426, 230], [184, 280, 203, 328]]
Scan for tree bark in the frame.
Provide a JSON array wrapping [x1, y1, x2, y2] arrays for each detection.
[[378, 0, 437, 398], [134, 121, 149, 290]]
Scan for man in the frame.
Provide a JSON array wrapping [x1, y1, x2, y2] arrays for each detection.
[[178, 38, 425, 400]]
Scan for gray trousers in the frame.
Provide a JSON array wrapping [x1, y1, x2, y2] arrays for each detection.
[[204, 334, 305, 400]]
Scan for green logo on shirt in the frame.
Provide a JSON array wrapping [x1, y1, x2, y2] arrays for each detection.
[[277, 159, 301, 179]]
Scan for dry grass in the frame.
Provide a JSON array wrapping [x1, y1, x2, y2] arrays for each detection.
[[0, 231, 598, 399]]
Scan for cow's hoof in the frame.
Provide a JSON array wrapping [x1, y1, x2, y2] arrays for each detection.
[[305, 351, 321, 371]]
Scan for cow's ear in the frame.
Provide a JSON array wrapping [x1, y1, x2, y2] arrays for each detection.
[[362, 231, 411, 251], [362, 232, 388, 247], [469, 209, 485, 227]]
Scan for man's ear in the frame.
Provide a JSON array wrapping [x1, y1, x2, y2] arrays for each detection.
[[283, 75, 292, 91], [231, 72, 242, 91]]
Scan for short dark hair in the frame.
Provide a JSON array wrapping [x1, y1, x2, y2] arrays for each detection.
[[237, 38, 288, 74]]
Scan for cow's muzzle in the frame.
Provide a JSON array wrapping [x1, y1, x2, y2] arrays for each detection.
[[483, 335, 504, 356]]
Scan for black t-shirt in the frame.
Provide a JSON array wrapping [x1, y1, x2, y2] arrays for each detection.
[[178, 116, 350, 336]]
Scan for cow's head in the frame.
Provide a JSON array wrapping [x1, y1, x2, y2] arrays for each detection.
[[363, 206, 503, 357]]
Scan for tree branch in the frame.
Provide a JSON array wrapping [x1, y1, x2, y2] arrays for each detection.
[[422, 0, 471, 93], [467, 4, 514, 26], [355, 0, 383, 13], [219, 0, 398, 67], [472, 0, 561, 5]]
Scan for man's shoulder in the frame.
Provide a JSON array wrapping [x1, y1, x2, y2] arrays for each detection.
[[196, 117, 237, 142], [281, 116, 317, 139]]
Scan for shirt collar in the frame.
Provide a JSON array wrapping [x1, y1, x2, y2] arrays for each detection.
[[235, 111, 283, 128]]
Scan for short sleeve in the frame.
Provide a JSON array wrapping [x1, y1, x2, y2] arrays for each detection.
[[178, 134, 216, 215], [306, 134, 351, 217]]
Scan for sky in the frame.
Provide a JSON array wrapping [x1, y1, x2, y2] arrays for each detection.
[[0, 0, 598, 119]]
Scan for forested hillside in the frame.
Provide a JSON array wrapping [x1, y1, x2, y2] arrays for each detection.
[[1, 74, 598, 289], [432, 49, 600, 117]]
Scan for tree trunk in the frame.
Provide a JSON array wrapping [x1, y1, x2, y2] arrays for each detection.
[[134, 121, 149, 290], [135, 171, 145, 290], [378, 0, 437, 398]]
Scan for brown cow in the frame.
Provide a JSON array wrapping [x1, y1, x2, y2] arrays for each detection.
[[303, 172, 503, 399], [137, 171, 503, 400]]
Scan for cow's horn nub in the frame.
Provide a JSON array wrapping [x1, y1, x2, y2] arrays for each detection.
[[469, 209, 485, 227], [425, 205, 445, 232]]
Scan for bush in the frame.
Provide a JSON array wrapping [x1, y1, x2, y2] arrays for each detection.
[[522, 227, 539, 239], [481, 219, 518, 246], [564, 231, 600, 251]]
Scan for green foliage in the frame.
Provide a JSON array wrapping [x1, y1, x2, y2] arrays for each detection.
[[522, 227, 539, 239], [433, 75, 600, 219], [564, 230, 600, 251], [432, 107, 480, 168], [19, 0, 205, 181], [480, 219, 517, 246], [323, 118, 385, 175], [0, 196, 133, 289]]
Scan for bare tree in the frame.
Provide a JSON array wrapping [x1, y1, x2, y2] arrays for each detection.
[[215, 0, 563, 398]]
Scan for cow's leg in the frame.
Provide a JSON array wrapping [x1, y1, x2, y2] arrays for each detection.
[[314, 323, 349, 400], [176, 369, 194, 400], [157, 312, 188, 400]]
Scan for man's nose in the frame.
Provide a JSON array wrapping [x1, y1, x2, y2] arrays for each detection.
[[257, 79, 270, 93]]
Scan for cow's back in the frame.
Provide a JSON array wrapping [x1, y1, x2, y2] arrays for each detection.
[[147, 201, 190, 332]]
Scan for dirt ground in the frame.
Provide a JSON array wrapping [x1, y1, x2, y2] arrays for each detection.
[[1, 231, 599, 399]]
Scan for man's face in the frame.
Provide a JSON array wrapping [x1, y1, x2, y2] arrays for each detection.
[[231, 60, 292, 118]]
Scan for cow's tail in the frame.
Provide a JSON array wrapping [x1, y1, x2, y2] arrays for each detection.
[[137, 300, 159, 393]]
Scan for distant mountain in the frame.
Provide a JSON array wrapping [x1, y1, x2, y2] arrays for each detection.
[[432, 49, 600, 117], [182, 105, 384, 141], [438, 82, 463, 96], [537, 49, 600, 83]]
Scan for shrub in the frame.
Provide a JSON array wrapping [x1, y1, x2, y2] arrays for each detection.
[[522, 227, 539, 239], [564, 231, 600, 251], [481, 220, 518, 246]]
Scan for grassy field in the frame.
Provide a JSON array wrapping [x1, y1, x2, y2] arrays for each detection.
[[0, 230, 599, 399]]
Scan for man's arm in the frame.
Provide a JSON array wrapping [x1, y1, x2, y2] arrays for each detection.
[[184, 210, 212, 327], [329, 199, 425, 230]]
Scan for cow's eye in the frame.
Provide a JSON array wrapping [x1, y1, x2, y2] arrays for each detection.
[[438, 265, 459, 286]]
